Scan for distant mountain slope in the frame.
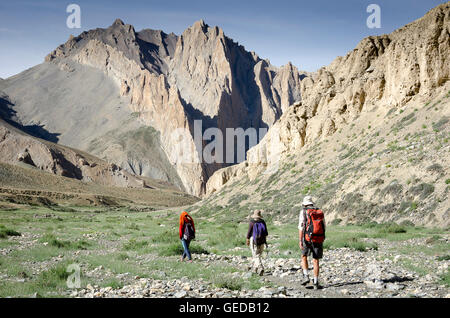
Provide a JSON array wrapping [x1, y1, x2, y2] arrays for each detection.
[[0, 115, 147, 189], [1, 19, 303, 196], [0, 61, 183, 189], [0, 115, 197, 208], [0, 162, 197, 208]]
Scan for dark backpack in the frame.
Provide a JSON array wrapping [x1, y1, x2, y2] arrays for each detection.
[[304, 208, 325, 244], [183, 222, 195, 241], [253, 221, 267, 245]]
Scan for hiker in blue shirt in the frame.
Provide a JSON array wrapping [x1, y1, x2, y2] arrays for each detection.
[[246, 210, 268, 276]]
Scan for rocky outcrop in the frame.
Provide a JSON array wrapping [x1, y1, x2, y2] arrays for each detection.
[[206, 2, 450, 195], [41, 19, 304, 196]]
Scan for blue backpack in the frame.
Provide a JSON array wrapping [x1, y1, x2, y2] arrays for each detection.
[[253, 222, 267, 245]]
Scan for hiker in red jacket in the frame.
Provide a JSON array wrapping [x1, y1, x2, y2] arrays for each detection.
[[179, 211, 195, 262], [298, 196, 326, 290]]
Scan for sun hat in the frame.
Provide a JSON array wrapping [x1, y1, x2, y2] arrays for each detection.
[[302, 196, 314, 206], [251, 209, 262, 219]]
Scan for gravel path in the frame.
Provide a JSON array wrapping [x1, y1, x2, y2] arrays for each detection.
[[71, 238, 449, 298]]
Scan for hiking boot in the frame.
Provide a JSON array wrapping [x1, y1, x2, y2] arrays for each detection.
[[300, 275, 310, 286], [258, 268, 264, 276], [313, 281, 321, 290]]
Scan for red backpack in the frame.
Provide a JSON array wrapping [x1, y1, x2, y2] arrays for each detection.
[[304, 208, 326, 244]]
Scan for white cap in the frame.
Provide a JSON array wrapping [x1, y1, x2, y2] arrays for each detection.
[[302, 195, 314, 206]]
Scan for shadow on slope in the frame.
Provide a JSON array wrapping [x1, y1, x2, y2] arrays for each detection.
[[0, 95, 60, 143]]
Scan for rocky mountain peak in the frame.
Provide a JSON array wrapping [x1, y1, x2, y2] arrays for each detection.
[[192, 19, 207, 31], [181, 19, 225, 43], [112, 18, 125, 27], [109, 18, 136, 34], [30, 17, 304, 196]]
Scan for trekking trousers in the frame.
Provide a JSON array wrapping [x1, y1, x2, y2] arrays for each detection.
[[250, 237, 265, 271], [181, 238, 192, 260]]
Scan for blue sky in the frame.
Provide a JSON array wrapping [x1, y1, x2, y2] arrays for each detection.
[[0, 0, 447, 78]]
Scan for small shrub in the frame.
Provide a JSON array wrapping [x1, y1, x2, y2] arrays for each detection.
[[409, 183, 435, 199], [122, 239, 148, 251], [381, 181, 403, 197], [157, 242, 209, 256], [38, 233, 91, 250], [331, 218, 342, 226], [126, 223, 140, 231], [386, 108, 396, 117], [426, 235, 442, 244], [399, 220, 415, 227], [399, 113, 416, 126], [301, 180, 322, 195], [398, 201, 409, 213], [324, 235, 377, 252], [378, 223, 407, 234], [339, 146, 358, 160], [116, 253, 130, 261], [439, 270, 450, 287], [39, 233, 70, 248], [426, 164, 444, 175], [106, 279, 124, 289], [35, 262, 73, 289], [350, 241, 373, 252], [432, 117, 449, 131], [360, 221, 379, 228], [228, 193, 250, 207], [369, 178, 384, 187], [0, 225, 21, 238], [213, 277, 242, 291], [73, 240, 91, 250]]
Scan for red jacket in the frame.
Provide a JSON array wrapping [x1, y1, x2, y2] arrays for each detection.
[[179, 211, 195, 239]]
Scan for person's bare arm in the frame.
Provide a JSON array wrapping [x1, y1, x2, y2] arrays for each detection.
[[299, 229, 304, 249], [298, 210, 304, 249]]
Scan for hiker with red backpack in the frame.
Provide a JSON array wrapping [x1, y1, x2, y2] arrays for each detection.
[[246, 210, 268, 276], [298, 196, 326, 290], [179, 211, 196, 262]]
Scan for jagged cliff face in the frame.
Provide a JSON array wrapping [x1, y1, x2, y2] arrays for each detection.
[[203, 3, 450, 227], [207, 2, 450, 193], [37, 19, 302, 196]]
